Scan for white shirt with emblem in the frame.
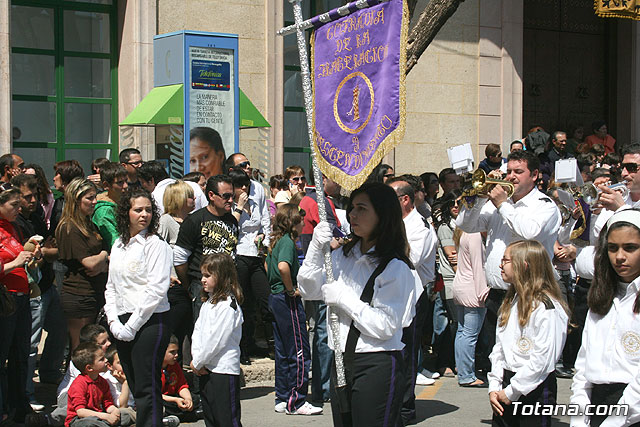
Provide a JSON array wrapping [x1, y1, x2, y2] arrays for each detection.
[[456, 187, 561, 290], [297, 242, 419, 353], [191, 295, 243, 375], [403, 207, 437, 290], [569, 279, 640, 427], [488, 294, 568, 401], [104, 231, 172, 332]]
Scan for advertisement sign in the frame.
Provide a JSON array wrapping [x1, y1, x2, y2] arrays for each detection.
[[188, 46, 235, 177]]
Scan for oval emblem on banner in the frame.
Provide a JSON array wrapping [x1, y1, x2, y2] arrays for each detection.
[[333, 71, 374, 134]]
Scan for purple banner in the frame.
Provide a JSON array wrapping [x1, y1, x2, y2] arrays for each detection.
[[311, 0, 407, 190]]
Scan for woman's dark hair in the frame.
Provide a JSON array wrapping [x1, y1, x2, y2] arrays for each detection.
[[116, 188, 159, 245], [24, 163, 52, 206], [183, 171, 205, 183], [54, 160, 84, 186], [228, 166, 250, 189], [433, 189, 462, 229], [269, 203, 305, 251], [269, 174, 288, 191], [343, 182, 412, 268], [590, 215, 640, 315], [366, 163, 393, 184]]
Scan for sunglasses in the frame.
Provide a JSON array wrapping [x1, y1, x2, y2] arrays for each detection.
[[236, 161, 251, 169], [622, 163, 640, 173], [213, 192, 234, 200], [126, 160, 143, 166], [290, 176, 306, 183]]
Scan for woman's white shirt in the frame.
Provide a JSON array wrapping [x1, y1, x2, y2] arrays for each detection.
[[191, 296, 243, 375], [488, 295, 568, 402], [104, 231, 172, 331], [297, 242, 418, 353], [570, 279, 640, 427]]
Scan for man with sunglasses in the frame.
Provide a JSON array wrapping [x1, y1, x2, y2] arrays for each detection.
[[174, 175, 239, 323], [598, 143, 640, 211], [119, 148, 143, 188]]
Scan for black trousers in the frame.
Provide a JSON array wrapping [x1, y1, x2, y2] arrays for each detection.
[[330, 351, 405, 427], [562, 278, 590, 369], [199, 372, 242, 427], [236, 255, 271, 355], [590, 383, 639, 426], [167, 286, 193, 364], [116, 312, 170, 427], [492, 370, 556, 427], [476, 289, 507, 374], [400, 289, 430, 424]]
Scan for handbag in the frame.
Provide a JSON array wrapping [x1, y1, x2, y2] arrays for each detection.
[[0, 283, 16, 317], [334, 257, 393, 413]]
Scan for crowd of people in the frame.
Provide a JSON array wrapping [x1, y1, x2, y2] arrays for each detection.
[[0, 120, 638, 427]]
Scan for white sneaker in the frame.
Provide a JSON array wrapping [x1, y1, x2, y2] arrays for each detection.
[[30, 402, 45, 412], [416, 372, 436, 386], [421, 368, 440, 379], [286, 401, 323, 415], [162, 415, 180, 427], [274, 401, 286, 413]]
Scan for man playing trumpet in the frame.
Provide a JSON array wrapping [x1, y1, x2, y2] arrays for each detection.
[[456, 150, 561, 386]]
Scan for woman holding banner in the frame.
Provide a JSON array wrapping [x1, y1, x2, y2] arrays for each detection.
[[298, 182, 419, 426]]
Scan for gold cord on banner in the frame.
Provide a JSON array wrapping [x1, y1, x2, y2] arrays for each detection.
[[594, 0, 640, 20], [310, 0, 409, 191]]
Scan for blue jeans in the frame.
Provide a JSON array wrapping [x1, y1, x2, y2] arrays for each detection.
[[455, 305, 486, 384], [0, 293, 31, 420], [27, 286, 68, 399], [309, 301, 331, 402]]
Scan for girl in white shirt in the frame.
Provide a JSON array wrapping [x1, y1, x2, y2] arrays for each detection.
[[104, 188, 173, 427], [570, 208, 640, 427], [488, 240, 569, 427], [190, 253, 244, 427], [298, 182, 419, 426]]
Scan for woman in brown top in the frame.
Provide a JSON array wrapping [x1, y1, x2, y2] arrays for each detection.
[[55, 178, 109, 350]]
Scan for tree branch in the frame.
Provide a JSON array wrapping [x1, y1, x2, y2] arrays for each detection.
[[406, 0, 465, 74]]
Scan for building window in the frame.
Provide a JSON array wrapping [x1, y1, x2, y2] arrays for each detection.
[[11, 0, 117, 181], [282, 0, 342, 176]]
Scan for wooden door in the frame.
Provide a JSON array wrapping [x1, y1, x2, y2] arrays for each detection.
[[523, 0, 612, 135]]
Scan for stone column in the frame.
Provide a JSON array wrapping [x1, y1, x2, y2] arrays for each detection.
[[117, 0, 156, 159], [0, 1, 11, 153], [266, 0, 284, 173]]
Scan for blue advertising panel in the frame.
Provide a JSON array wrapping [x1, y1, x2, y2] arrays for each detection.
[[153, 31, 239, 179]]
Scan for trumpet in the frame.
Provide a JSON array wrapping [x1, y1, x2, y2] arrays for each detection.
[[558, 203, 572, 225], [570, 182, 629, 207], [461, 169, 515, 207]]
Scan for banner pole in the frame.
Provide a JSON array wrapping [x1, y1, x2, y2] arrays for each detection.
[[288, 0, 347, 388], [278, 0, 390, 36]]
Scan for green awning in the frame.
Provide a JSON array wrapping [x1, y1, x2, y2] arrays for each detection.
[[119, 84, 270, 128], [120, 84, 184, 126], [239, 89, 271, 128]]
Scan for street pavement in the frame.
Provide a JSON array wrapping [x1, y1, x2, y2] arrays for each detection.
[[36, 372, 573, 426]]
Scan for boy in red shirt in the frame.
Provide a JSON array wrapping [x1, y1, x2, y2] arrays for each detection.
[[162, 336, 197, 423], [65, 342, 133, 427]]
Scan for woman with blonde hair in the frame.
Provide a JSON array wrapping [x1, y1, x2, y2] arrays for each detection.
[[55, 177, 109, 350], [488, 240, 569, 427], [158, 180, 195, 361]]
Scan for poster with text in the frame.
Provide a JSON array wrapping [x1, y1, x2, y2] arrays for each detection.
[[188, 46, 234, 178]]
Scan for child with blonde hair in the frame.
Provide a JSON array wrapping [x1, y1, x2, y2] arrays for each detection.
[[488, 240, 569, 427]]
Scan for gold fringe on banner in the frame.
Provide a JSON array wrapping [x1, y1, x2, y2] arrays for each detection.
[[310, 0, 409, 192], [594, 0, 640, 20]]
